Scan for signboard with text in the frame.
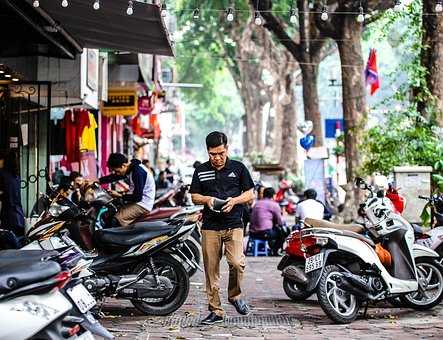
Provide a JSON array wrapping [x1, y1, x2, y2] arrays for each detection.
[[101, 88, 137, 116]]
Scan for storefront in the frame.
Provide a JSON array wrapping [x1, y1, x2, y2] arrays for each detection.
[[0, 0, 173, 217]]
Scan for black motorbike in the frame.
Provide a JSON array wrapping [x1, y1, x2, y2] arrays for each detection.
[[25, 193, 195, 316]]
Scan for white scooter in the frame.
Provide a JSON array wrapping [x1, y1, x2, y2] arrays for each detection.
[[0, 256, 94, 339], [300, 178, 443, 324]]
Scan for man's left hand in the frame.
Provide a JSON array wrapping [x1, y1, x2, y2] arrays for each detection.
[[222, 197, 236, 213]]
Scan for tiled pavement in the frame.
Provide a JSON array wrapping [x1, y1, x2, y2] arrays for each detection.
[[101, 257, 443, 340]]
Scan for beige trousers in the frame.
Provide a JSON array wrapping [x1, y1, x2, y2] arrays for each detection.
[[115, 203, 148, 227], [201, 228, 245, 317]]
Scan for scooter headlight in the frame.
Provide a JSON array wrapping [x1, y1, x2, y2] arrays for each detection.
[[49, 202, 69, 217]]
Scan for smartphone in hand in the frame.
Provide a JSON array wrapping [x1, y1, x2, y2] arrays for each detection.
[[212, 198, 228, 213]]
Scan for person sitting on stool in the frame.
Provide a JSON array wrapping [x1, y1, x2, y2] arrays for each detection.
[[249, 187, 286, 256]]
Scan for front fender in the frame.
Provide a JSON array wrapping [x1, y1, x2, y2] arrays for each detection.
[[413, 243, 439, 258]]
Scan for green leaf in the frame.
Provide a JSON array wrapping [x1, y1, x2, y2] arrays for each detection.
[[420, 203, 431, 227]]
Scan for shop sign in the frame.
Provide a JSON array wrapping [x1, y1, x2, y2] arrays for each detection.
[[102, 88, 137, 116]]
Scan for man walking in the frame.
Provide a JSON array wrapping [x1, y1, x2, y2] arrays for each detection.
[[190, 131, 254, 325]]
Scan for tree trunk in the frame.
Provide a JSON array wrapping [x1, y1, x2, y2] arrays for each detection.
[[227, 19, 299, 171], [279, 73, 298, 172], [300, 63, 323, 146], [336, 16, 367, 220], [233, 22, 268, 156], [420, 1, 443, 126], [249, 0, 326, 147], [239, 77, 264, 155]]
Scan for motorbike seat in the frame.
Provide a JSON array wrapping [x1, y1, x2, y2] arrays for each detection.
[[134, 207, 182, 223], [304, 218, 375, 247], [0, 250, 59, 264], [341, 230, 376, 247], [94, 221, 178, 247], [0, 260, 61, 294]]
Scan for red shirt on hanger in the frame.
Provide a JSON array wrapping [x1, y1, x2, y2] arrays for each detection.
[[62, 109, 90, 166]]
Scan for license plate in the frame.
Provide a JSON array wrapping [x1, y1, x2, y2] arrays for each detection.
[[66, 284, 96, 313], [305, 253, 324, 273]]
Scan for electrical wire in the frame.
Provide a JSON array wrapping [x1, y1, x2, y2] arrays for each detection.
[[171, 7, 441, 16], [172, 54, 365, 68]]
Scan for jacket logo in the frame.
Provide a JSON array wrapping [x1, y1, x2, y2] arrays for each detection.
[[228, 172, 236, 178]]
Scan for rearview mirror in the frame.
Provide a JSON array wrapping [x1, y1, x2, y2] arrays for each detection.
[[354, 177, 367, 189]]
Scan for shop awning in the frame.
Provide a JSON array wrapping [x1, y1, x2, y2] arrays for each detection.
[[33, 0, 174, 57]]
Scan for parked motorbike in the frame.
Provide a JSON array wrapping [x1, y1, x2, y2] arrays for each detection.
[[24, 194, 194, 316], [0, 249, 98, 339], [85, 184, 202, 277], [154, 181, 192, 208], [278, 219, 363, 302], [275, 181, 298, 215], [302, 177, 443, 324], [412, 194, 443, 257]]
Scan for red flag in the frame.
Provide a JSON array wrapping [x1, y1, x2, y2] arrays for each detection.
[[365, 49, 380, 95]]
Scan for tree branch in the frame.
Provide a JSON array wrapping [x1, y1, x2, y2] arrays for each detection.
[[250, 0, 302, 61]]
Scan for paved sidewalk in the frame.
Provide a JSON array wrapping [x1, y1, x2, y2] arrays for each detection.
[[101, 257, 443, 339]]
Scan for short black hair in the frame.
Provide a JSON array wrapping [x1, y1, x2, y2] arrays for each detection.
[[263, 187, 275, 199], [107, 153, 128, 169], [206, 131, 228, 149], [69, 171, 82, 182], [304, 188, 317, 200]]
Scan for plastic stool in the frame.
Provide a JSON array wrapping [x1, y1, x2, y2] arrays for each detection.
[[248, 238, 269, 256]]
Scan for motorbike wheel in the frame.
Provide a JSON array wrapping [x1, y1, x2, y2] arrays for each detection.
[[181, 238, 202, 277], [400, 258, 443, 310], [316, 264, 361, 324], [282, 262, 313, 301], [131, 254, 190, 316]]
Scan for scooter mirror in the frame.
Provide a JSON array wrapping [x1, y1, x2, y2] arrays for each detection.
[[354, 177, 367, 189]]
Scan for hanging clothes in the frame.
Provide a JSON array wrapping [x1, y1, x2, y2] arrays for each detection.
[[80, 151, 98, 180], [62, 109, 90, 167], [80, 112, 98, 152], [100, 115, 111, 176], [50, 119, 66, 155]]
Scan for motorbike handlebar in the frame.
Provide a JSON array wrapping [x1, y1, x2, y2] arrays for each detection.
[[418, 195, 430, 201]]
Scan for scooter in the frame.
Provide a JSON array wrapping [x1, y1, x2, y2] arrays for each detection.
[[275, 181, 297, 215], [278, 219, 363, 302], [0, 251, 96, 339], [302, 177, 443, 324], [278, 186, 438, 303], [413, 195, 443, 257]]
